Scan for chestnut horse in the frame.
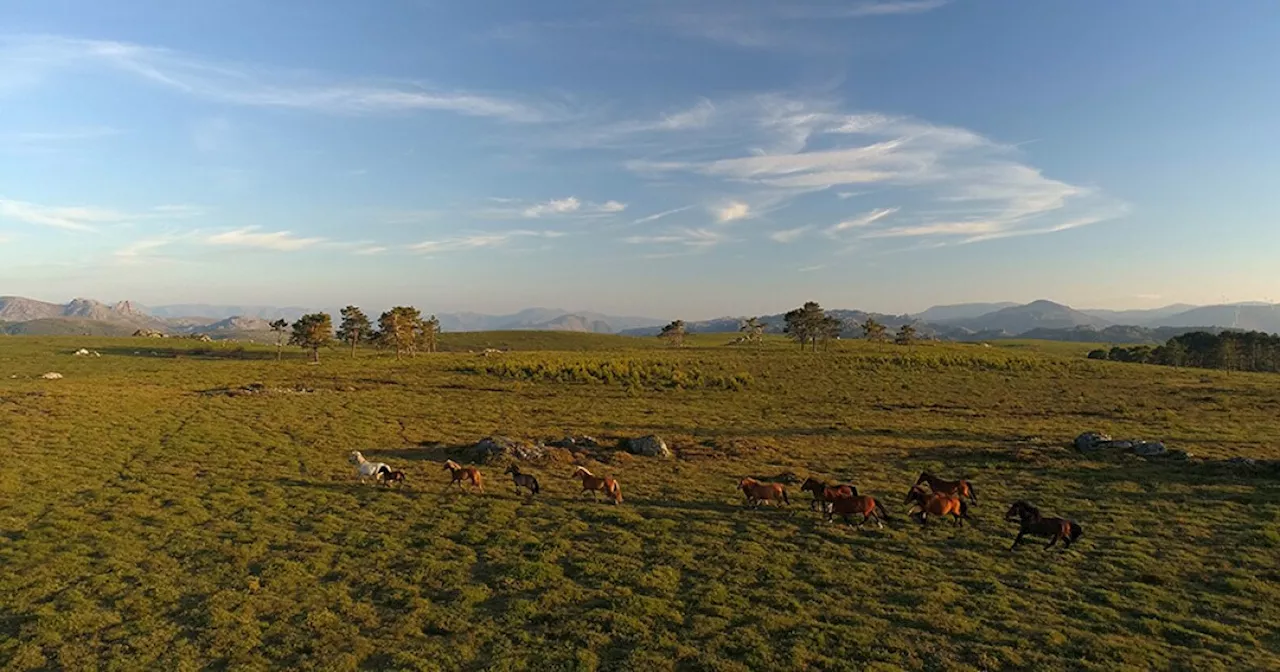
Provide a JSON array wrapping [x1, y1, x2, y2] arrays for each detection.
[[826, 494, 890, 528], [799, 477, 858, 512], [903, 485, 970, 526], [1005, 501, 1083, 550], [443, 460, 484, 493], [915, 471, 978, 504], [572, 467, 622, 504], [739, 477, 789, 508]]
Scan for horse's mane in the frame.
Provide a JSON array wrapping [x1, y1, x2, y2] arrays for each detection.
[[574, 466, 594, 477], [444, 460, 461, 470]]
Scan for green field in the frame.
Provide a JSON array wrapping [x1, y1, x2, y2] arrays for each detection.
[[2, 334, 1278, 671]]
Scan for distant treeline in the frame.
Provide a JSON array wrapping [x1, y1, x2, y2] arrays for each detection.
[[1089, 330, 1280, 373]]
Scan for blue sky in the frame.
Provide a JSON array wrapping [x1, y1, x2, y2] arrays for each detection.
[[2, 0, 1278, 318]]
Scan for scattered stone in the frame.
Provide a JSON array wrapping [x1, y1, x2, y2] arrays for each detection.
[[548, 435, 600, 449], [467, 436, 547, 463], [1132, 441, 1167, 457], [133, 329, 167, 338], [1074, 432, 1112, 452], [40, 372, 63, 380], [73, 348, 90, 356], [1226, 457, 1257, 467], [625, 434, 673, 459]]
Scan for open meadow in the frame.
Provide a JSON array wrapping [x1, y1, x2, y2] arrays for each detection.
[[1, 334, 1278, 671]]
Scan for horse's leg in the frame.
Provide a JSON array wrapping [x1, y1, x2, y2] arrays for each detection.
[[1011, 530, 1025, 550], [1044, 535, 1059, 550]]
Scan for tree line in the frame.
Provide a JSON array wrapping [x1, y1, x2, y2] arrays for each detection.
[[657, 301, 920, 349], [269, 306, 441, 362], [1088, 330, 1280, 373]]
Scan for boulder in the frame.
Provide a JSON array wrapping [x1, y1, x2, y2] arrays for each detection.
[[467, 436, 547, 463], [73, 348, 91, 356], [626, 435, 673, 459], [40, 372, 63, 380], [1225, 457, 1257, 467], [1166, 449, 1191, 460], [1132, 441, 1167, 457], [1074, 432, 1112, 452], [547, 435, 600, 449]]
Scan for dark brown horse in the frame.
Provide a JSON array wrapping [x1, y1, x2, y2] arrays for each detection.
[[904, 485, 970, 526], [739, 477, 789, 508], [1005, 501, 1083, 550], [382, 469, 406, 487], [799, 477, 858, 512], [443, 460, 484, 493], [826, 494, 890, 528], [915, 471, 977, 504], [504, 464, 540, 496]]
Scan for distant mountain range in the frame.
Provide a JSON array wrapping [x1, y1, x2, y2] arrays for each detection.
[[1, 295, 1277, 342]]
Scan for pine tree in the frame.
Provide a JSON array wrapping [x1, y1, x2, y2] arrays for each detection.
[[269, 319, 290, 360], [289, 313, 334, 363], [337, 306, 372, 358], [659, 320, 686, 347]]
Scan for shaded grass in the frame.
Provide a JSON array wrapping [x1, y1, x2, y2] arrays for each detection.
[[0, 335, 1277, 670]]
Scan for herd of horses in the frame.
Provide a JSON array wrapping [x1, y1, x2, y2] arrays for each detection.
[[347, 451, 1083, 551]]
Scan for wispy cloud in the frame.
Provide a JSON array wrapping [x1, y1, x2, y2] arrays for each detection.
[[770, 226, 811, 243], [0, 198, 199, 232], [482, 196, 628, 220], [0, 126, 122, 150], [523, 197, 581, 218], [410, 229, 562, 253], [714, 201, 751, 223], [629, 205, 694, 226], [623, 94, 1124, 246], [799, 264, 826, 272], [3, 35, 548, 122], [354, 245, 388, 255], [655, 1, 949, 51], [826, 207, 899, 236], [205, 227, 325, 251], [623, 227, 727, 250], [809, 1, 951, 18]]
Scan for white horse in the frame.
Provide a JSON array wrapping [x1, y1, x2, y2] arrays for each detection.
[[348, 450, 391, 485]]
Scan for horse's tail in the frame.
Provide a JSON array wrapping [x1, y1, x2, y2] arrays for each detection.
[[875, 499, 891, 522], [781, 487, 790, 506], [531, 477, 541, 495], [1068, 521, 1083, 542], [610, 480, 622, 504], [959, 499, 970, 518], [967, 481, 978, 504], [377, 465, 391, 477]]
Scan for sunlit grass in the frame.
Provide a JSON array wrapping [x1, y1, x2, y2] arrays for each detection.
[[1, 334, 1277, 670]]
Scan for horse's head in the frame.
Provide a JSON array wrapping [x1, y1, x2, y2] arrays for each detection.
[[348, 451, 364, 464], [961, 481, 978, 503], [915, 471, 931, 486], [572, 466, 591, 480], [903, 485, 927, 505], [799, 477, 821, 493], [1006, 501, 1037, 522], [504, 465, 519, 475], [443, 460, 460, 471]]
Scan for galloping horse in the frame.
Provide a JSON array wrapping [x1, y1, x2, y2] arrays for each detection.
[[1005, 501, 1083, 550], [504, 464, 541, 496], [349, 451, 392, 485], [904, 485, 970, 526], [915, 471, 978, 504], [572, 467, 622, 504], [826, 494, 890, 528], [383, 470, 407, 487], [739, 477, 790, 508], [799, 477, 858, 512], [443, 460, 485, 493]]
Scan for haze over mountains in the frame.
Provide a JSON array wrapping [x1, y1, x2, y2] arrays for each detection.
[[1, 295, 1278, 341]]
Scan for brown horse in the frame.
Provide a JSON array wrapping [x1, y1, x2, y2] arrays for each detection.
[[826, 494, 890, 528], [504, 464, 540, 496], [904, 485, 970, 526], [382, 470, 407, 487], [572, 466, 622, 504], [915, 471, 978, 504], [739, 477, 790, 508], [1005, 501, 1083, 550], [799, 477, 858, 512], [443, 460, 484, 493]]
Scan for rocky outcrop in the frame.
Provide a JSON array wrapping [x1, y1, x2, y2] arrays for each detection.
[[625, 435, 673, 459], [466, 436, 547, 463]]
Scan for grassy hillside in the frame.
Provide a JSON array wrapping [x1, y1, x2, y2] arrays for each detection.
[[1, 335, 1277, 670]]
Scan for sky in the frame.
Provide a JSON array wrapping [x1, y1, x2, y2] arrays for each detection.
[[2, 0, 1279, 319]]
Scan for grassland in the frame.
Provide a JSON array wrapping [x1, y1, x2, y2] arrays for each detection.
[[1, 333, 1278, 671]]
